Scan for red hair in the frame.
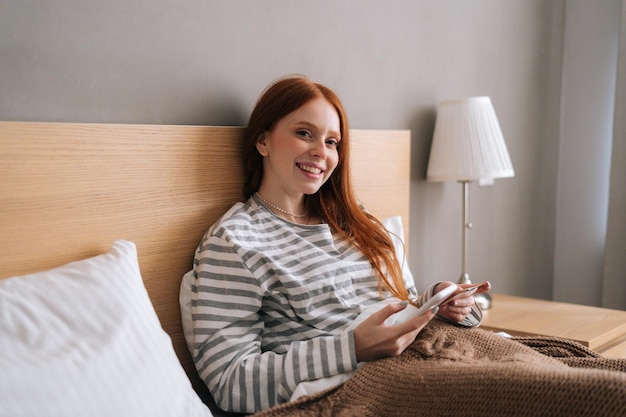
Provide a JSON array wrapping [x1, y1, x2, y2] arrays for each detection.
[[243, 75, 409, 302]]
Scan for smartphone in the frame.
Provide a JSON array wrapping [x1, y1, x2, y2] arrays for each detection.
[[447, 281, 490, 302], [447, 284, 480, 301], [385, 284, 457, 326]]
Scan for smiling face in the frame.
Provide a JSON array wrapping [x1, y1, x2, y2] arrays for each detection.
[[256, 97, 341, 205]]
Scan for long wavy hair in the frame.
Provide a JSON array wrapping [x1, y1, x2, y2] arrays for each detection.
[[242, 75, 409, 302]]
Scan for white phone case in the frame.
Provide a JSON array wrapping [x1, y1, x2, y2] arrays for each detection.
[[385, 284, 458, 326]]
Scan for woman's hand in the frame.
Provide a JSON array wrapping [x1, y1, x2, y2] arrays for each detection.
[[353, 301, 437, 362], [436, 281, 491, 323]]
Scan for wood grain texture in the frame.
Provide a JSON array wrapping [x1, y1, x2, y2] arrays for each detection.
[[481, 294, 626, 357], [0, 121, 411, 391]]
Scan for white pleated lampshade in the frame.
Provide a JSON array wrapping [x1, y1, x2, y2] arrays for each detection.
[[427, 97, 514, 182]]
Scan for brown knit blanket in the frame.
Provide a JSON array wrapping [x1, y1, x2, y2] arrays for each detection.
[[251, 320, 626, 417]]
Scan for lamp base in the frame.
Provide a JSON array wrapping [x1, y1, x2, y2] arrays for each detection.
[[475, 292, 492, 310], [457, 273, 492, 310]]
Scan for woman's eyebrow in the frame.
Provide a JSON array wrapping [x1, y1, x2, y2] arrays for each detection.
[[293, 120, 317, 129]]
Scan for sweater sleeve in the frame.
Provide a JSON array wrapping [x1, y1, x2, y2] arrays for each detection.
[[191, 232, 358, 413]]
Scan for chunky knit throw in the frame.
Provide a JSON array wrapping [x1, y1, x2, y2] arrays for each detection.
[[251, 320, 626, 417]]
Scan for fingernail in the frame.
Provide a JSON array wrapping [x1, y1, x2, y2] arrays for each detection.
[[431, 306, 439, 315], [399, 301, 409, 306]]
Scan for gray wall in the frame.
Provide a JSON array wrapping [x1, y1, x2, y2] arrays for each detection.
[[0, 0, 581, 299]]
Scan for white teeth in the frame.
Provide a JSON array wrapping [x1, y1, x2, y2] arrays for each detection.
[[299, 164, 322, 174]]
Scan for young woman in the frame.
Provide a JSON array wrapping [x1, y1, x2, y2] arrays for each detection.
[[187, 75, 489, 413]]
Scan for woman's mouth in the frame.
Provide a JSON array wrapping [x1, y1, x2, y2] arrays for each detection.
[[297, 163, 323, 175]]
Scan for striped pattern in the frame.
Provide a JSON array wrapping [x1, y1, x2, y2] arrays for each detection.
[[190, 196, 391, 413]]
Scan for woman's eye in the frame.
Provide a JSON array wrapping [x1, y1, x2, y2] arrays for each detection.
[[326, 138, 339, 147], [297, 130, 312, 138]]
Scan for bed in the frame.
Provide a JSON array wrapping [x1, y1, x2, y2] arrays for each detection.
[[2, 122, 625, 417], [0, 122, 410, 417]]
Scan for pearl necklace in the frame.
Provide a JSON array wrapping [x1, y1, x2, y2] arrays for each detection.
[[255, 192, 309, 218]]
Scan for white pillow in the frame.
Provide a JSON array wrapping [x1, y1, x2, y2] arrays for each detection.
[[179, 216, 416, 353], [180, 269, 196, 355], [381, 215, 417, 297], [0, 240, 213, 417]]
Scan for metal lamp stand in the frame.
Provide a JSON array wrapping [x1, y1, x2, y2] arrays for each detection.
[[459, 180, 492, 310]]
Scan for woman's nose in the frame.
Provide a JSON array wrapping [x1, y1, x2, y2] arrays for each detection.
[[310, 140, 327, 158]]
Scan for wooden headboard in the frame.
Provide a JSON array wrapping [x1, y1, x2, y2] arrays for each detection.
[[0, 122, 411, 394]]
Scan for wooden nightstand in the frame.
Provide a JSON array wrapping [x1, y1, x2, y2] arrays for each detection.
[[480, 294, 626, 358]]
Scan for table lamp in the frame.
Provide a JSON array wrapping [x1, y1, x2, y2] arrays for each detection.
[[426, 96, 514, 309]]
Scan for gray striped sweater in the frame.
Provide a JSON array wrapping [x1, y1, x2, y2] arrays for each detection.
[[190, 195, 406, 413]]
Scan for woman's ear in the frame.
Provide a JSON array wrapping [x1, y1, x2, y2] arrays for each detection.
[[256, 133, 269, 157]]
